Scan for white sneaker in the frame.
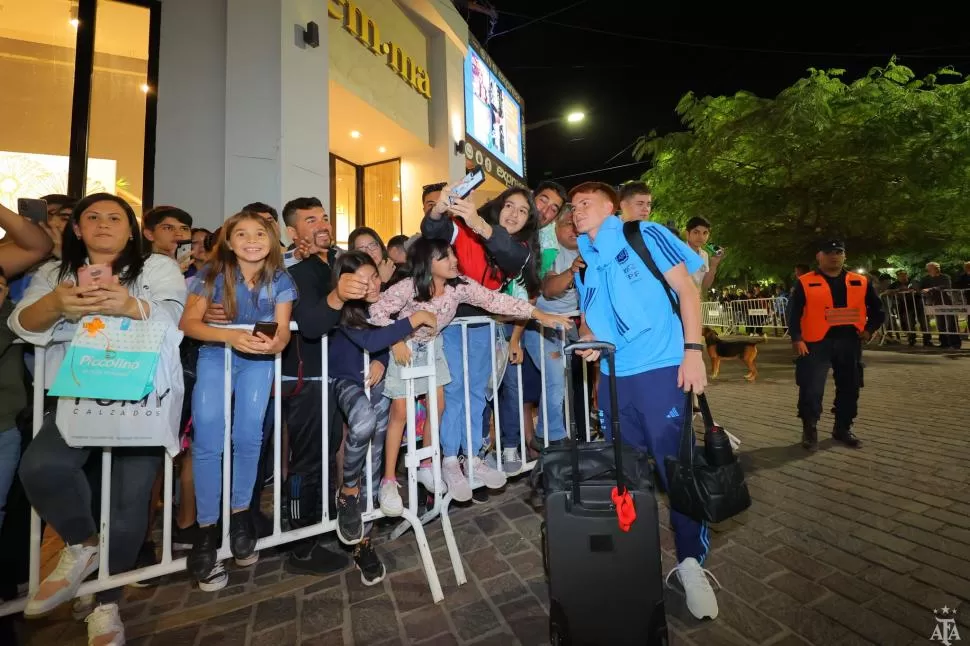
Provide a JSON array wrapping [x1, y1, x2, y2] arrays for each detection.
[[85, 603, 125, 645], [25, 544, 100, 617], [466, 456, 507, 490], [665, 557, 720, 620], [379, 479, 404, 516], [501, 448, 522, 473], [416, 466, 446, 494], [198, 561, 228, 593], [442, 458, 472, 502], [72, 594, 96, 620]]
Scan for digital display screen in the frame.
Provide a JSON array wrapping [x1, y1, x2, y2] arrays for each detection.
[[464, 46, 524, 178]]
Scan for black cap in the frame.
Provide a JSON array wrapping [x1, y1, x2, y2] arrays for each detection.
[[817, 239, 845, 253]]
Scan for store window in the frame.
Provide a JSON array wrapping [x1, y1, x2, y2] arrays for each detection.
[[0, 0, 78, 213], [87, 0, 151, 216], [333, 157, 357, 249], [330, 154, 403, 249], [363, 159, 402, 244], [0, 0, 157, 229]]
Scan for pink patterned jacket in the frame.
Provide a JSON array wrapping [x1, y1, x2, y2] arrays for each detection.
[[367, 277, 534, 342]]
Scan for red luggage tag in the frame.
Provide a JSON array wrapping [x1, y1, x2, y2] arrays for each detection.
[[611, 486, 636, 532]]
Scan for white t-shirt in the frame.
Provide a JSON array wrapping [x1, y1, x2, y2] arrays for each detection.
[[690, 247, 710, 290]]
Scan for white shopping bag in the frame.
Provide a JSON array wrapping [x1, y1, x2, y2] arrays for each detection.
[[55, 325, 184, 457]]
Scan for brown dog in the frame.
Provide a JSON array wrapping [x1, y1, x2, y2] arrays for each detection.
[[702, 327, 762, 381]]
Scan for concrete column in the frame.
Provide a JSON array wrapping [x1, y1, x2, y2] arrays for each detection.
[[225, 0, 330, 239], [154, 0, 228, 231], [154, 0, 329, 234], [398, 8, 467, 234]]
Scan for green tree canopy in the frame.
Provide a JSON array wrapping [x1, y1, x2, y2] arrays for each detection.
[[634, 59, 970, 279]]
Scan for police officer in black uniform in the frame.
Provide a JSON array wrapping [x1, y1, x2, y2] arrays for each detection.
[[788, 239, 885, 450]]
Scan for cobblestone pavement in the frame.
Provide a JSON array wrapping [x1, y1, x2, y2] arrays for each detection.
[[17, 341, 970, 645]]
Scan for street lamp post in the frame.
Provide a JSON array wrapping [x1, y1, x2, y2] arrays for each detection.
[[526, 111, 586, 132]]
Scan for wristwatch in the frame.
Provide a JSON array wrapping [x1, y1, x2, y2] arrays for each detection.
[[684, 343, 704, 352]]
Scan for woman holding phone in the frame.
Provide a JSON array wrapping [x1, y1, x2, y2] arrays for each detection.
[[9, 193, 186, 646], [178, 211, 295, 592], [420, 185, 541, 500]]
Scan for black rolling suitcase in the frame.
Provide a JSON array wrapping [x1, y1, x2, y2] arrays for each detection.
[[540, 341, 668, 646]]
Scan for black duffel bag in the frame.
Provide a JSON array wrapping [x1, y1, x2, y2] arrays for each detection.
[[664, 392, 751, 524], [541, 439, 654, 498]]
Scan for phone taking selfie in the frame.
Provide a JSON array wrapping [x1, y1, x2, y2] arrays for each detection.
[[175, 240, 193, 265], [451, 165, 486, 200], [18, 198, 48, 224], [253, 321, 279, 338], [77, 264, 113, 287]]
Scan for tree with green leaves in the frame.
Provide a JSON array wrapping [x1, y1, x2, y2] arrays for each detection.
[[634, 59, 970, 282]]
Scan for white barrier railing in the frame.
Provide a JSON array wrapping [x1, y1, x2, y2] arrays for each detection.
[[0, 322, 460, 617], [877, 288, 969, 345], [387, 313, 591, 546], [1, 312, 594, 618], [702, 297, 789, 335]]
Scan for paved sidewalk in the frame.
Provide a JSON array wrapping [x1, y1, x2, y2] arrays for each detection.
[[17, 341, 970, 645]]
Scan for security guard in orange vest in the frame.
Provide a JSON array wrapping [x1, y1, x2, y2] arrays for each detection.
[[788, 239, 885, 450]]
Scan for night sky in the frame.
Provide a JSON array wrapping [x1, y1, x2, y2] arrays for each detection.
[[457, 2, 970, 188]]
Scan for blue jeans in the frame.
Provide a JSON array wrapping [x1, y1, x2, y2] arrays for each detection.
[[441, 324, 493, 458], [523, 324, 567, 442], [193, 347, 274, 525], [0, 428, 21, 533]]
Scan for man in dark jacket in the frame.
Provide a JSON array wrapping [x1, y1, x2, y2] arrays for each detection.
[[278, 197, 384, 581]]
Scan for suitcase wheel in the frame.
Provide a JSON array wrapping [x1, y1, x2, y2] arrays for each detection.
[[549, 603, 570, 646], [550, 620, 568, 646]]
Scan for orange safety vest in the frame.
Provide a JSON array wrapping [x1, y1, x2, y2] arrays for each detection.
[[798, 271, 868, 342]]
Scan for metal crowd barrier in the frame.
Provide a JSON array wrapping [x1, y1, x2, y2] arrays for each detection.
[[876, 288, 969, 345], [0, 323, 456, 617], [0, 313, 593, 617], [388, 313, 591, 546], [702, 297, 790, 336]]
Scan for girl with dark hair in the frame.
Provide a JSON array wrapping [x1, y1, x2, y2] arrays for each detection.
[[179, 211, 296, 590], [418, 186, 542, 501], [9, 193, 186, 645], [368, 237, 571, 512], [326, 252, 435, 579], [349, 227, 396, 285]]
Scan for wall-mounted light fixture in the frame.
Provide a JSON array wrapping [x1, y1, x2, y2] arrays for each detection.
[[303, 21, 320, 48], [454, 139, 465, 155]]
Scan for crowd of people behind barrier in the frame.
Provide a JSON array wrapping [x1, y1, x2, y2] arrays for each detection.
[[0, 180, 967, 644], [0, 181, 625, 645]]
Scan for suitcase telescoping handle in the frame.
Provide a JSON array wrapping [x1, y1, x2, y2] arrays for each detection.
[[562, 341, 625, 505]]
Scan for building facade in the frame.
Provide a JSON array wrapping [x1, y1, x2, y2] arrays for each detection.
[[1, 0, 528, 242]]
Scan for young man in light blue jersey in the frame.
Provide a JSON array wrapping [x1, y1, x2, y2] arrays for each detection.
[[570, 181, 719, 621]]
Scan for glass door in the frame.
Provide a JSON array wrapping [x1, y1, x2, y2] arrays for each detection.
[[330, 154, 402, 249], [362, 159, 401, 243], [332, 156, 357, 249]]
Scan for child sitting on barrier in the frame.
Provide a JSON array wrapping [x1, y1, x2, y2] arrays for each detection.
[[328, 251, 436, 583], [367, 237, 572, 513], [178, 212, 295, 591]]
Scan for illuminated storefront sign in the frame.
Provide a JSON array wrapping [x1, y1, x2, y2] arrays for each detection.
[[462, 140, 526, 189], [327, 0, 431, 99]]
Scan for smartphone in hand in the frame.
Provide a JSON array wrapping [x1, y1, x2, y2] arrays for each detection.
[[451, 165, 486, 201], [252, 321, 279, 338], [77, 264, 113, 288], [175, 240, 193, 265], [18, 198, 48, 224]]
